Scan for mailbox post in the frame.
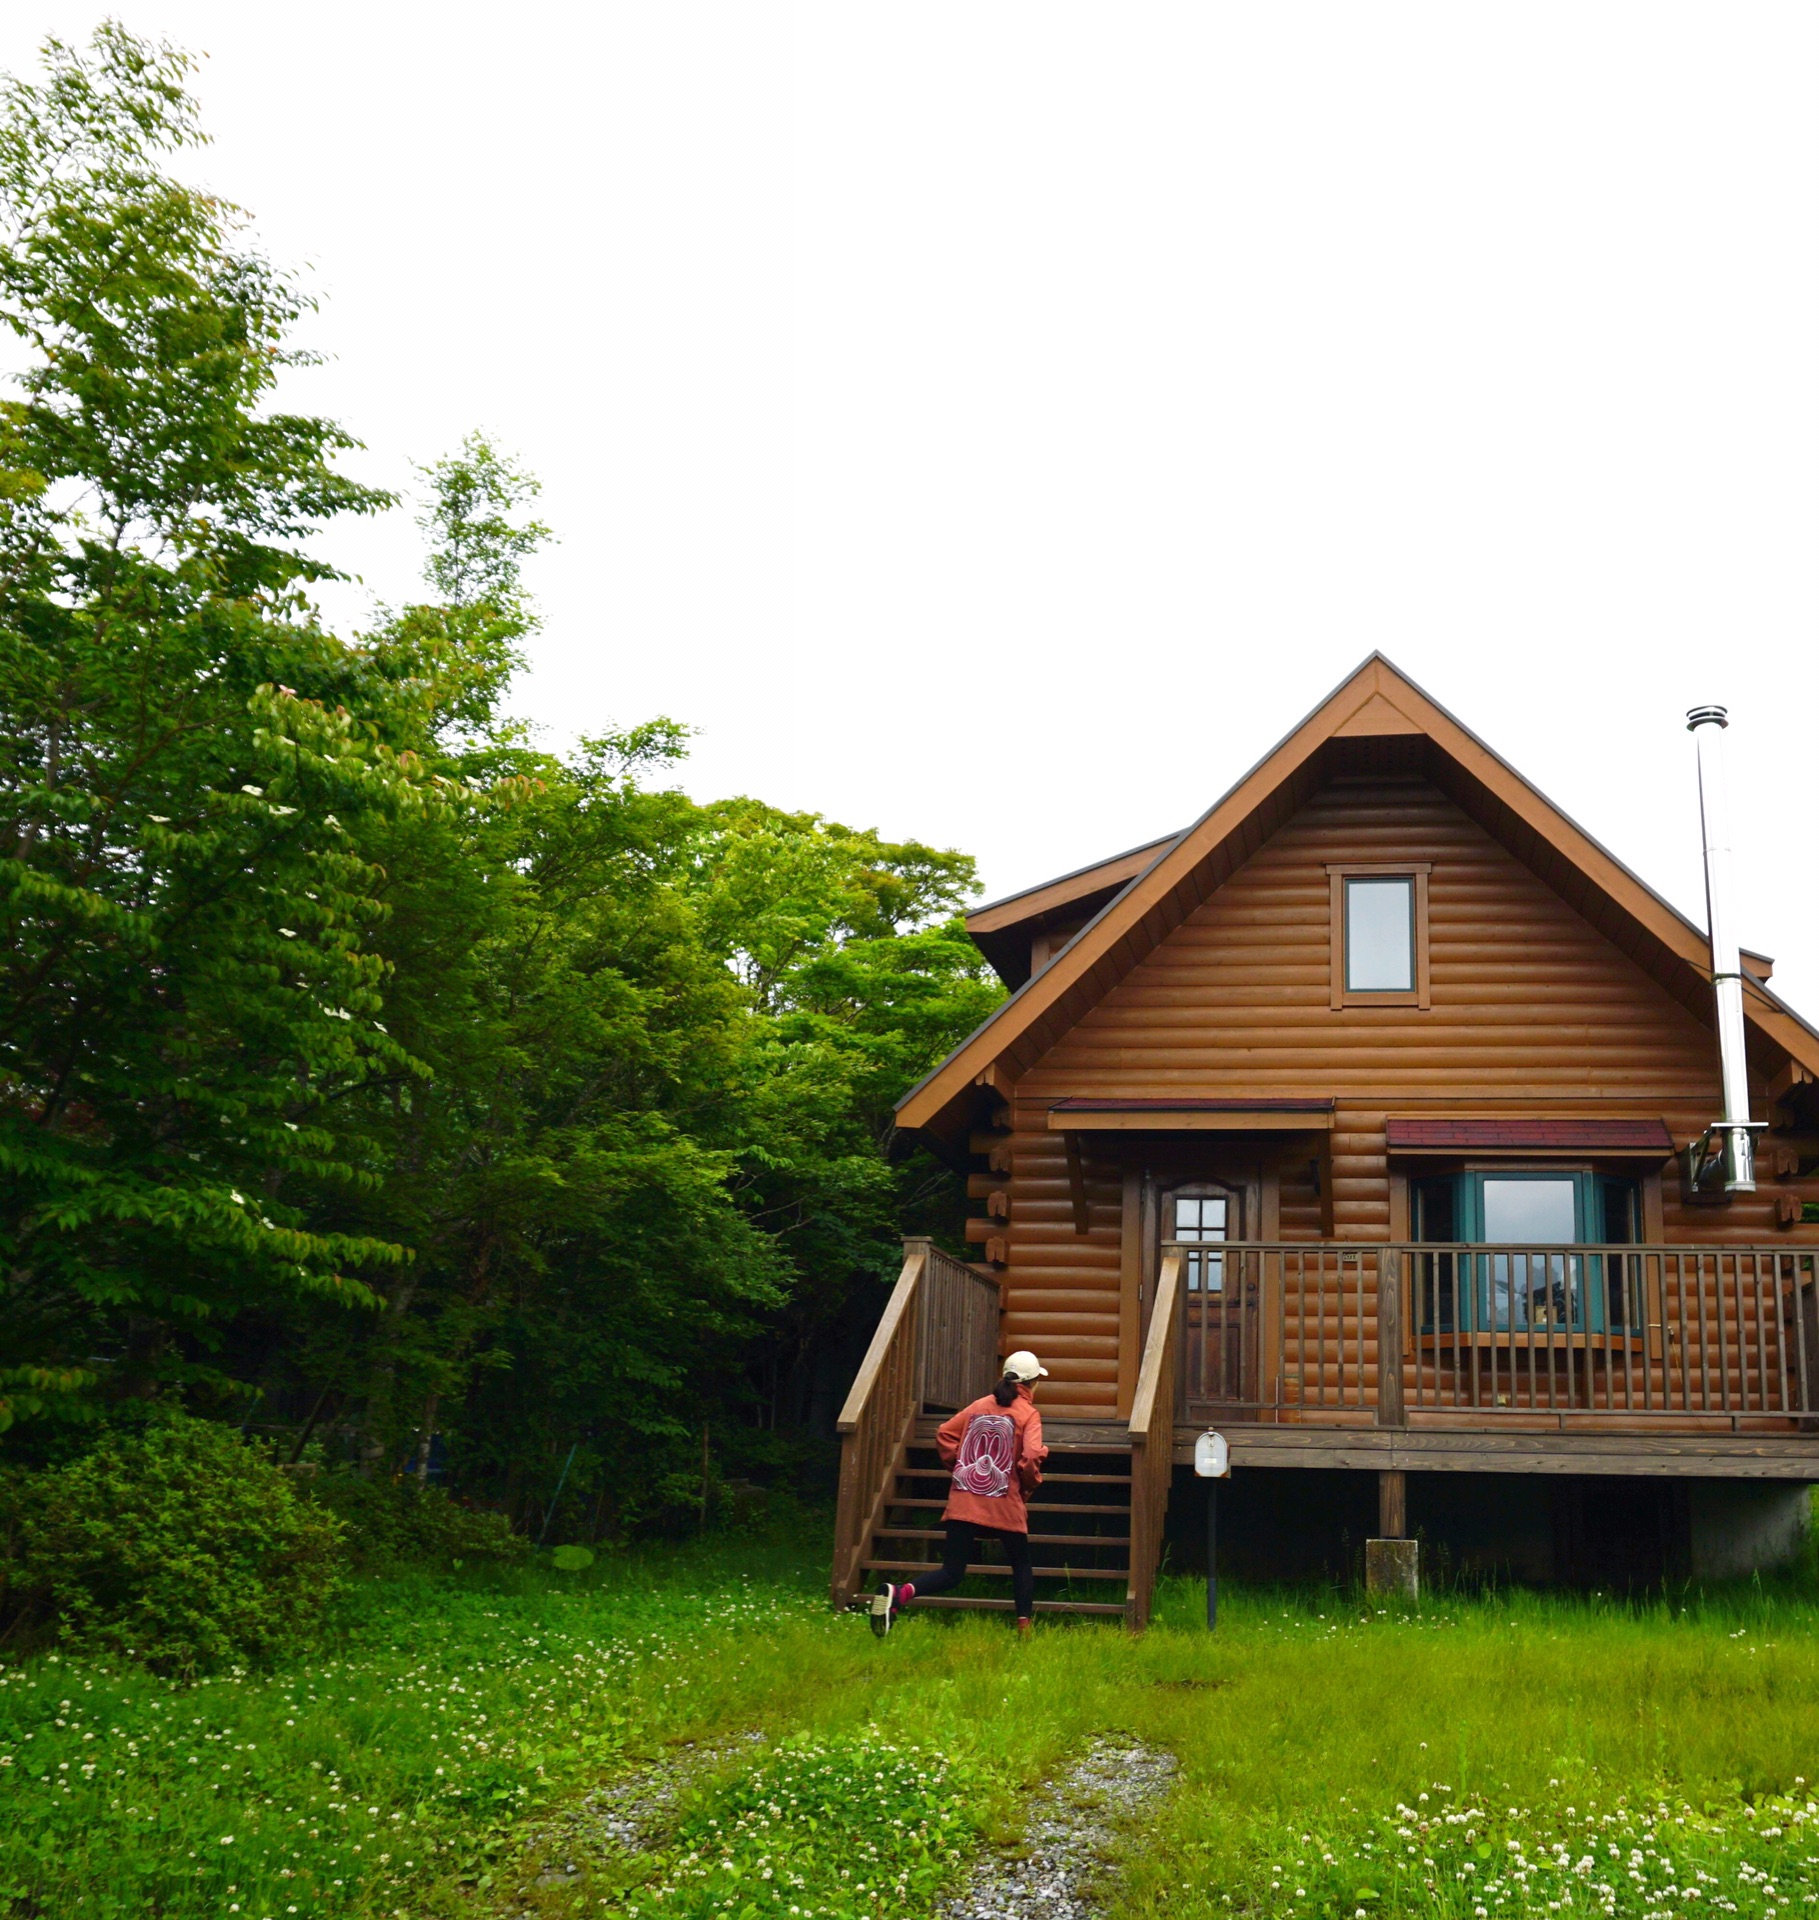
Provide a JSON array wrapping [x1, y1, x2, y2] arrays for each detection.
[[1193, 1429, 1230, 1629]]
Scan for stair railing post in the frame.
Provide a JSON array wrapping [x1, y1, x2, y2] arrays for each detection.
[[1127, 1250, 1182, 1631]]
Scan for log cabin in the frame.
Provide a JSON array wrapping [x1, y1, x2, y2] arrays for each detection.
[[831, 655, 1819, 1621]]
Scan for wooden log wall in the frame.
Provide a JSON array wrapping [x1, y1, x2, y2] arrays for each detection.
[[997, 774, 1818, 1418]]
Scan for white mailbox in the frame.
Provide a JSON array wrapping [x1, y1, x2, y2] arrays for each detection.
[[1193, 1429, 1230, 1479]]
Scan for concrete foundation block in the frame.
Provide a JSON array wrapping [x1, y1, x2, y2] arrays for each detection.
[[1366, 1536, 1419, 1599]]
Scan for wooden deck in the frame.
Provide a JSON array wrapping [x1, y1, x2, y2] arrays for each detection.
[[1025, 1418, 1819, 1477], [832, 1239, 1819, 1629], [1214, 1426, 1819, 1478]]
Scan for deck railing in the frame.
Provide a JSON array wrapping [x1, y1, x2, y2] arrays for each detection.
[[830, 1238, 1000, 1607], [1168, 1242, 1819, 1428]]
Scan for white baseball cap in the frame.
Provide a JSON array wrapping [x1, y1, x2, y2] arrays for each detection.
[[1003, 1350, 1049, 1382]]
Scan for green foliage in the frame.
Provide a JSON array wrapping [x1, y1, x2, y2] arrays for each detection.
[[629, 1733, 997, 1920], [3, 1413, 343, 1674], [285, 449, 997, 1509], [1281, 1779, 1819, 1920], [0, 1542, 828, 1918], [688, 797, 978, 1007], [0, 1364, 94, 1436], [6, 1540, 1819, 1920], [0, 26, 999, 1528], [300, 1473, 526, 1572], [0, 25, 410, 1411], [549, 1543, 595, 1570]]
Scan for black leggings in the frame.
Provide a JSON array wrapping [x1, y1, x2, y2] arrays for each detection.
[[905, 1520, 1035, 1619]]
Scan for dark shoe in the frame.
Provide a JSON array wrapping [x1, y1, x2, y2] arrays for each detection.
[[869, 1583, 901, 1637]]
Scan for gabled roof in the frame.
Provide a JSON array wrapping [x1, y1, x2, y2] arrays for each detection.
[[965, 831, 1182, 989], [899, 653, 1819, 1149]]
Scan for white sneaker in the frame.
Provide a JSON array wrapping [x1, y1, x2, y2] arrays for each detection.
[[869, 1583, 900, 1637]]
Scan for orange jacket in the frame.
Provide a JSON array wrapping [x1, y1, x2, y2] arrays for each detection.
[[936, 1384, 1047, 1532]]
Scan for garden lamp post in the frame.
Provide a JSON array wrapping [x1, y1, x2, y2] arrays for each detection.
[[1194, 1429, 1230, 1629]]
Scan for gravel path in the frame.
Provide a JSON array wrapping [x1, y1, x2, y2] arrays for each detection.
[[530, 1730, 763, 1886], [941, 1737, 1178, 1920]]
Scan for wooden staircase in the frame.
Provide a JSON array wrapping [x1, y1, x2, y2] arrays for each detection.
[[857, 1423, 1134, 1618], [831, 1238, 1184, 1628]]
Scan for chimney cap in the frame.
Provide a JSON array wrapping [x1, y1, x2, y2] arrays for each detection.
[[1686, 704, 1729, 731]]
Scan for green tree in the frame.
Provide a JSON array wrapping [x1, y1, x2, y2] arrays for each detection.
[[0, 26, 412, 1426], [0, 29, 1001, 1533], [276, 443, 793, 1507]]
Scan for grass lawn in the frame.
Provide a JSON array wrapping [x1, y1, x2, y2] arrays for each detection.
[[4, 1530, 1819, 1920]]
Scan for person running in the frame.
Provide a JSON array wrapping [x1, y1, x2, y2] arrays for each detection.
[[871, 1349, 1049, 1639]]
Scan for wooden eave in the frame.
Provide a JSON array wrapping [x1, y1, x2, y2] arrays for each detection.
[[965, 832, 1182, 988], [898, 653, 1819, 1143]]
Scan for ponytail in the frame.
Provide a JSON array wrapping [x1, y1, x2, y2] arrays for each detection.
[[992, 1372, 1019, 1407]]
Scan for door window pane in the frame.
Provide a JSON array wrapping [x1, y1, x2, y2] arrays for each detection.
[[1175, 1193, 1227, 1294], [1345, 877, 1415, 990]]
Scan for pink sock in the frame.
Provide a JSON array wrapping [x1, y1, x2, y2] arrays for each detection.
[[898, 1582, 916, 1604]]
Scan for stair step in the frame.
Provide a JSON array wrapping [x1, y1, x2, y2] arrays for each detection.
[[862, 1559, 1128, 1582], [873, 1527, 1131, 1549], [895, 1451, 1121, 1466], [900, 1596, 1129, 1617], [885, 1498, 1131, 1515], [896, 1468, 1131, 1486]]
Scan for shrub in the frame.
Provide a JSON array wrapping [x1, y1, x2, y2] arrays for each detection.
[[5, 1414, 345, 1676], [302, 1473, 528, 1571]]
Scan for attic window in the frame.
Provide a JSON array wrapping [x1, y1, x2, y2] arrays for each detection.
[[1328, 863, 1431, 1009]]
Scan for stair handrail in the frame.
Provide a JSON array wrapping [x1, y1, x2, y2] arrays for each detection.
[[1125, 1249, 1182, 1630], [830, 1238, 929, 1608]]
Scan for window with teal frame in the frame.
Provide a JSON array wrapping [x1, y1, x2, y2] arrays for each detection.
[[1411, 1170, 1641, 1336]]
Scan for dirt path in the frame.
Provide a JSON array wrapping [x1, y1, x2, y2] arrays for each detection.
[[942, 1737, 1178, 1920]]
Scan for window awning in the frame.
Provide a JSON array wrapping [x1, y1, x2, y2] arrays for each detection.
[[1384, 1117, 1676, 1157], [1047, 1098, 1336, 1133]]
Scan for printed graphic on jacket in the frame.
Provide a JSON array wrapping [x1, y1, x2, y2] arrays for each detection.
[[950, 1413, 1016, 1499]]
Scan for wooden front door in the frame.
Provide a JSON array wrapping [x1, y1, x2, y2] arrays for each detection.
[[1157, 1176, 1260, 1414]]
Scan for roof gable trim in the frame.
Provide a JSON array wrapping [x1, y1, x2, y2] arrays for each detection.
[[895, 654, 1819, 1135]]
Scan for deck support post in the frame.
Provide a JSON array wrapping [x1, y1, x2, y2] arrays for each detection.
[[1367, 1469, 1417, 1598], [1377, 1468, 1406, 1538]]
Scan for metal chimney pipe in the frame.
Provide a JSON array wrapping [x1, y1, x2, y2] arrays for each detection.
[[1686, 704, 1756, 1191]]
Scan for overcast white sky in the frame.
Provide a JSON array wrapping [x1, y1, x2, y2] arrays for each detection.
[[7, 5, 1819, 1018]]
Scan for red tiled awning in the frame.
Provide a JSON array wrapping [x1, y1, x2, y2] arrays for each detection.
[[1384, 1117, 1675, 1156]]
